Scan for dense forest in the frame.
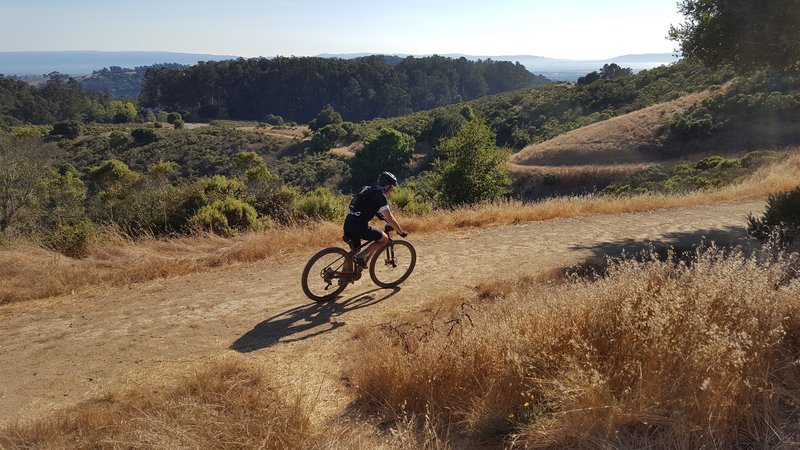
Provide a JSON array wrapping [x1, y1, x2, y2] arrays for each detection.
[[80, 63, 186, 98], [138, 55, 548, 122]]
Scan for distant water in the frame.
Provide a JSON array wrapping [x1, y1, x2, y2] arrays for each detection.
[[526, 60, 678, 83], [0, 51, 238, 76]]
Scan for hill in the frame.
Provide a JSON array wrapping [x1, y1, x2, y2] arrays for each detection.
[[0, 51, 237, 76], [318, 52, 680, 82], [510, 90, 714, 166]]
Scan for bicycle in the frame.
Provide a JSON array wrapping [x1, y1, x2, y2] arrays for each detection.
[[301, 224, 416, 302]]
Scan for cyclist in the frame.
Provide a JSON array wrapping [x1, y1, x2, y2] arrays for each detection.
[[344, 171, 408, 270]]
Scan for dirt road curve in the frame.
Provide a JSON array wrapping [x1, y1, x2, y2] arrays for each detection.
[[0, 200, 764, 425]]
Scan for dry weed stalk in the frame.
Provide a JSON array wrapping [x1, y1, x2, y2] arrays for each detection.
[[346, 246, 800, 448]]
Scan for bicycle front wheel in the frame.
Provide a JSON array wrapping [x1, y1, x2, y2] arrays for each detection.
[[301, 247, 350, 301], [369, 240, 416, 288]]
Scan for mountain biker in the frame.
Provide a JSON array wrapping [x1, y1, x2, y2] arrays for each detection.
[[344, 171, 408, 270]]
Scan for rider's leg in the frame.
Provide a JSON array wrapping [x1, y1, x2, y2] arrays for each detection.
[[357, 231, 388, 264]]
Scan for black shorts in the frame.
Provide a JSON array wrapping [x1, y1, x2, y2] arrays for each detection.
[[344, 214, 383, 245]]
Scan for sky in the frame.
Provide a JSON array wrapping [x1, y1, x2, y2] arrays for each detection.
[[0, 0, 686, 60]]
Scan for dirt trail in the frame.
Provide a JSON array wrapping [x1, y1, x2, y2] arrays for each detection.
[[0, 200, 764, 425]]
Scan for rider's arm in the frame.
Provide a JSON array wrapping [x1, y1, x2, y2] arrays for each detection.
[[378, 205, 406, 236]]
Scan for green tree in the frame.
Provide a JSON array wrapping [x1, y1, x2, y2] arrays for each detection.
[[167, 112, 182, 124], [669, 0, 800, 71], [599, 63, 633, 79], [109, 100, 138, 123], [85, 159, 142, 226], [308, 104, 343, 131], [435, 119, 511, 206], [349, 128, 414, 188], [0, 137, 54, 235], [37, 168, 93, 257]]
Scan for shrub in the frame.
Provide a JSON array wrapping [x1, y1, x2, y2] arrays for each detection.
[[131, 128, 159, 145], [542, 173, 558, 186], [748, 186, 800, 243], [10, 126, 48, 138], [307, 132, 333, 153], [264, 114, 284, 126], [50, 121, 81, 139], [317, 123, 347, 143], [741, 150, 780, 169], [293, 188, 347, 221], [41, 220, 94, 258], [188, 197, 260, 236], [173, 119, 185, 129], [390, 187, 432, 215], [669, 113, 715, 140], [308, 104, 342, 131], [167, 112, 182, 124], [695, 155, 739, 171], [108, 131, 130, 148]]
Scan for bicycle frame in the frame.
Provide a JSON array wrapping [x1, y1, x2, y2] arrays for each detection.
[[336, 224, 398, 283]]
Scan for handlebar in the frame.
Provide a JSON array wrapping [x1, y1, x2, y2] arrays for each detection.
[[384, 224, 408, 238]]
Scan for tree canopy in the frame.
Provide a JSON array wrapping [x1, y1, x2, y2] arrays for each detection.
[[139, 55, 549, 123], [669, 0, 800, 71]]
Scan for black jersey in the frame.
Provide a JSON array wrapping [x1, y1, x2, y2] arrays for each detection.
[[347, 185, 388, 223]]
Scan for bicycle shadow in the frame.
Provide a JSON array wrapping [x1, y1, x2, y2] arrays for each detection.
[[230, 287, 400, 353]]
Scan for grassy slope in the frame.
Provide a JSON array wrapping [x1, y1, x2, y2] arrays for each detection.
[[510, 90, 715, 167]]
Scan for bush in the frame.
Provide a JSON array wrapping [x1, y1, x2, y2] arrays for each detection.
[[167, 112, 182, 124], [748, 186, 800, 243], [669, 113, 715, 140], [108, 131, 130, 148], [42, 221, 94, 258], [10, 125, 48, 138], [131, 128, 159, 145], [173, 119, 185, 129], [293, 188, 347, 221], [264, 114, 284, 126], [50, 121, 81, 139], [390, 187, 432, 215], [188, 197, 260, 236], [695, 155, 739, 171], [308, 104, 342, 132]]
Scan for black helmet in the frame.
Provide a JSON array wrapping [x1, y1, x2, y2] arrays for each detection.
[[377, 171, 398, 187]]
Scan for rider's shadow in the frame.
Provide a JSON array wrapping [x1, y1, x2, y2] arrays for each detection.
[[230, 287, 399, 353]]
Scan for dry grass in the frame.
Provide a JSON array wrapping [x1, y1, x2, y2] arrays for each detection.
[[345, 246, 800, 449], [0, 357, 455, 450], [0, 359, 325, 449], [510, 162, 649, 199], [2, 152, 799, 305], [510, 90, 714, 166], [0, 222, 341, 304]]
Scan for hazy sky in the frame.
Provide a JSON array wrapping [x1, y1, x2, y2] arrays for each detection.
[[1, 0, 686, 59]]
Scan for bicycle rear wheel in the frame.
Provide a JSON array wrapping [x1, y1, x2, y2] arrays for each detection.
[[301, 247, 350, 301], [369, 240, 416, 288]]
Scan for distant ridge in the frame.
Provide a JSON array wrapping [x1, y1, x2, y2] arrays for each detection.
[[0, 51, 239, 76], [0, 50, 681, 82], [316, 52, 680, 82]]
